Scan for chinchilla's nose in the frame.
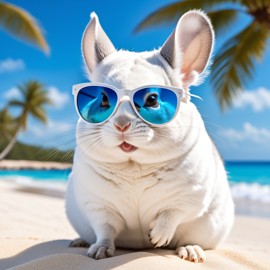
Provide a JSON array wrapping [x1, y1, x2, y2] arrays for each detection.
[[112, 99, 135, 132], [114, 120, 131, 132], [114, 115, 131, 132]]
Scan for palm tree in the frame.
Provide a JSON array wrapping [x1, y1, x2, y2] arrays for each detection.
[[135, 0, 270, 108], [0, 81, 52, 160], [0, 1, 49, 53], [0, 107, 15, 141]]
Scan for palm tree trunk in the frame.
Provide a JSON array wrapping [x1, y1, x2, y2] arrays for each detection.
[[0, 109, 29, 160], [0, 129, 20, 160]]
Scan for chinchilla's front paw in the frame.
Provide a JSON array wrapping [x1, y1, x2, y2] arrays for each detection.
[[148, 219, 176, 248], [177, 245, 206, 263], [87, 239, 115, 260]]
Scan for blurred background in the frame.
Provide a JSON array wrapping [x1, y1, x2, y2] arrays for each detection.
[[0, 0, 270, 215]]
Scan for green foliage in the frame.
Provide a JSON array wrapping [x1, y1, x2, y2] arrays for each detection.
[[9, 80, 52, 130], [0, 1, 49, 53], [0, 80, 53, 160], [134, 0, 241, 33], [135, 0, 270, 109], [207, 9, 240, 33], [0, 140, 74, 163], [0, 107, 16, 139], [212, 21, 270, 108]]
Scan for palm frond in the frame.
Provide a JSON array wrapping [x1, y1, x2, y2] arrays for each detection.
[[211, 21, 270, 109], [241, 0, 270, 11], [30, 107, 47, 123], [134, 0, 244, 33], [30, 95, 53, 106], [10, 80, 52, 130], [8, 100, 24, 107], [0, 2, 49, 54], [0, 107, 12, 122], [207, 9, 240, 32]]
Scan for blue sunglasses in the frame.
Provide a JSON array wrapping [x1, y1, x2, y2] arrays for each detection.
[[73, 83, 192, 126]]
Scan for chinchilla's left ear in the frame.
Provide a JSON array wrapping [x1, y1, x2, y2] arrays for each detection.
[[160, 10, 214, 88], [82, 12, 116, 74]]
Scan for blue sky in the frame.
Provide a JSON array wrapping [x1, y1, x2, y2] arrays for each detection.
[[1, 0, 270, 160]]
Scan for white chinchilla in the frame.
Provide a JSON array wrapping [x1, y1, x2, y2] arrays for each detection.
[[66, 10, 234, 263]]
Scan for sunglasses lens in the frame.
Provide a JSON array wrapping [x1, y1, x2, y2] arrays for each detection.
[[133, 87, 178, 125], [77, 86, 117, 123]]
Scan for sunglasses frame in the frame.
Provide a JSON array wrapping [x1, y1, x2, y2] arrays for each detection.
[[72, 82, 187, 126]]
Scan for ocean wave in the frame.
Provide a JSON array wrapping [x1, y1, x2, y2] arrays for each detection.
[[11, 176, 66, 197], [2, 175, 270, 205], [230, 182, 270, 204]]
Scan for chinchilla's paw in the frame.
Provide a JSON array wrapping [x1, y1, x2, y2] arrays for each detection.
[[148, 219, 175, 248], [87, 239, 115, 260], [176, 245, 206, 263], [69, 238, 90, 248]]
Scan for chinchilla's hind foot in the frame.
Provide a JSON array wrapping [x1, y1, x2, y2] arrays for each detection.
[[69, 238, 90, 248], [87, 239, 115, 260]]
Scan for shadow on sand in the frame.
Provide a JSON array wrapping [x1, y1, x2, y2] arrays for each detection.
[[0, 240, 174, 270]]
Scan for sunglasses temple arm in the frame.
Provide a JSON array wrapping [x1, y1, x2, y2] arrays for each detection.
[[186, 93, 203, 101]]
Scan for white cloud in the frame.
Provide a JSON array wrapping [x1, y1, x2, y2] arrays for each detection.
[[3, 87, 20, 99], [48, 86, 69, 109], [233, 88, 270, 111], [221, 122, 270, 143], [0, 58, 25, 73], [220, 128, 243, 141]]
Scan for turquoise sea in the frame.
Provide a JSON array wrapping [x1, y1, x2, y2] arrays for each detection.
[[0, 168, 71, 182], [1, 162, 270, 183], [1, 162, 270, 210], [226, 161, 270, 186]]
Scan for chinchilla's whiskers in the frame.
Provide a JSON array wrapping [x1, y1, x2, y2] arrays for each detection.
[[199, 120, 227, 144], [77, 134, 100, 145], [36, 133, 75, 149], [80, 138, 102, 147], [76, 129, 106, 148], [35, 120, 77, 151], [33, 142, 74, 164], [44, 136, 75, 149], [153, 132, 223, 161], [102, 126, 121, 136], [43, 149, 74, 164], [151, 133, 192, 151], [76, 127, 101, 135], [60, 150, 74, 163], [202, 119, 223, 130], [84, 137, 104, 153], [130, 129, 149, 136], [146, 136, 188, 159]]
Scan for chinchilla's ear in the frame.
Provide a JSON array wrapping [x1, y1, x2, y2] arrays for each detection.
[[82, 12, 116, 73], [160, 10, 214, 88]]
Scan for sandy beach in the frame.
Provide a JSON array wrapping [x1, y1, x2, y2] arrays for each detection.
[[0, 177, 270, 269], [0, 160, 72, 170]]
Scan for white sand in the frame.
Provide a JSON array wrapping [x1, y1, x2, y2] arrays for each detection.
[[0, 180, 269, 270], [0, 160, 72, 170]]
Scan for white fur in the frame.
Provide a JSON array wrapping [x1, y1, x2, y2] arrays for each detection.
[[66, 10, 234, 262]]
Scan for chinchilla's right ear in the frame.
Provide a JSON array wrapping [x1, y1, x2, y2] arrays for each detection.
[[160, 10, 214, 89], [82, 12, 116, 74]]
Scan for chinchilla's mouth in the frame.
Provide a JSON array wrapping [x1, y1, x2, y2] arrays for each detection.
[[119, 142, 137, 153]]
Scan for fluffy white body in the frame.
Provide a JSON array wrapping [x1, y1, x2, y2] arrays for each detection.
[[66, 11, 234, 262]]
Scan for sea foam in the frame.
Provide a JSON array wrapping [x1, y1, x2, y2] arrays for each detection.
[[230, 182, 270, 204]]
